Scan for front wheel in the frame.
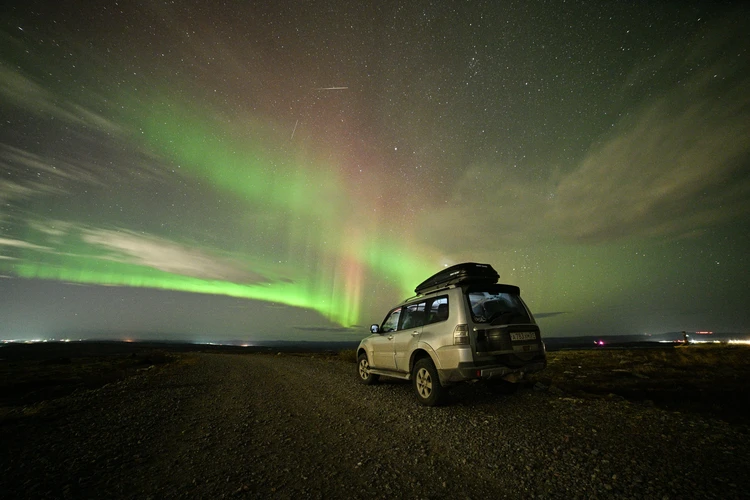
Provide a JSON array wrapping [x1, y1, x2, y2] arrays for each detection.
[[357, 353, 379, 385], [412, 358, 445, 406]]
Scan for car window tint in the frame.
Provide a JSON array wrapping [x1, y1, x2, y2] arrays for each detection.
[[381, 307, 402, 332], [401, 301, 427, 329], [426, 296, 449, 324]]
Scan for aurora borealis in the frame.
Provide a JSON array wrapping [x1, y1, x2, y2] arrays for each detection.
[[1, 1, 749, 342]]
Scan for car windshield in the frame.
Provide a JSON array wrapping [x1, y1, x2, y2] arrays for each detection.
[[468, 290, 531, 325]]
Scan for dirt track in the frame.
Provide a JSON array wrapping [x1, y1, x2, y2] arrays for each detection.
[[2, 352, 748, 499]]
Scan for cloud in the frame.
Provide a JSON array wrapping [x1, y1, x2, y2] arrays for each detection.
[[550, 67, 750, 243], [534, 312, 569, 319], [0, 63, 123, 134], [0, 146, 66, 200], [550, 12, 750, 243], [81, 229, 267, 283], [417, 166, 551, 251], [2, 219, 267, 285], [0, 237, 51, 251], [0, 144, 106, 198], [0, 237, 47, 261], [0, 178, 44, 205], [419, 15, 750, 249], [27, 220, 75, 238]]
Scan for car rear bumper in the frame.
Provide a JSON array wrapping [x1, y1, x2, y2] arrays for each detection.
[[438, 359, 546, 384]]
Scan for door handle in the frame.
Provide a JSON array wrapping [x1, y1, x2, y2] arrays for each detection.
[[411, 331, 419, 336], [388, 335, 394, 340]]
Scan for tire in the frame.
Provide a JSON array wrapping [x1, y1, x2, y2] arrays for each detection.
[[357, 353, 379, 385], [412, 358, 445, 406]]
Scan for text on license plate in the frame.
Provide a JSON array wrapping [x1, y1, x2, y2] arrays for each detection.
[[510, 331, 536, 341]]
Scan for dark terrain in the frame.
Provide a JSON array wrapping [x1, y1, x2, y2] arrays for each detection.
[[526, 344, 750, 424], [1, 342, 748, 499]]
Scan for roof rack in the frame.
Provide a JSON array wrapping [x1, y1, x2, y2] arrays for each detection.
[[414, 262, 499, 295]]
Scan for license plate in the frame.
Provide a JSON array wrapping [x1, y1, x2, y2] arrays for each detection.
[[510, 331, 536, 341]]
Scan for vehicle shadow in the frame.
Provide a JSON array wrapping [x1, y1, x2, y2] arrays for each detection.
[[369, 376, 523, 407]]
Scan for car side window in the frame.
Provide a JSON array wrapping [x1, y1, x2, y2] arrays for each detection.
[[401, 301, 427, 330], [425, 296, 449, 325], [381, 307, 402, 332]]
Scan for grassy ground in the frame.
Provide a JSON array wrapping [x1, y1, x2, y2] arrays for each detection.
[[337, 349, 358, 364], [527, 345, 750, 424], [343, 344, 750, 424]]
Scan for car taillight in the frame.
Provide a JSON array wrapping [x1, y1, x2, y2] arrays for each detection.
[[453, 324, 469, 345]]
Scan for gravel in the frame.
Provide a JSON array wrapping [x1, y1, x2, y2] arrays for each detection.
[[2, 352, 748, 499]]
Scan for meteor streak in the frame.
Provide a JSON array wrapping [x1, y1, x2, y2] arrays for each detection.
[[291, 119, 299, 139], [315, 86, 348, 90]]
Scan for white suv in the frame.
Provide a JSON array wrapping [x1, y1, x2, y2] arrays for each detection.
[[356, 263, 546, 405]]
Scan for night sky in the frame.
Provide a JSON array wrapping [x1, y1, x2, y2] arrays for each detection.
[[1, 1, 748, 342]]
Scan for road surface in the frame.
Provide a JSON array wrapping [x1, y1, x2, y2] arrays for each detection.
[[2, 352, 747, 498]]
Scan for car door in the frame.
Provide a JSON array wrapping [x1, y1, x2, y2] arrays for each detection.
[[371, 307, 401, 370], [393, 301, 427, 372]]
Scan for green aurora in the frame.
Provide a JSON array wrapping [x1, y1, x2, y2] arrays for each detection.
[[1, 0, 749, 340], [1, 90, 438, 327]]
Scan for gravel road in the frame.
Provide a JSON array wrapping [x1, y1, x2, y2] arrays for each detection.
[[2, 352, 748, 499]]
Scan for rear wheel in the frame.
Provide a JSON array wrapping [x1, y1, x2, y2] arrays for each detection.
[[412, 358, 445, 406], [357, 353, 379, 385]]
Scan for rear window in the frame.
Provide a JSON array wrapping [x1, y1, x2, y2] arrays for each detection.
[[467, 289, 531, 325]]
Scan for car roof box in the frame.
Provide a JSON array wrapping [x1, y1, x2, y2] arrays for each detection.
[[415, 262, 499, 294]]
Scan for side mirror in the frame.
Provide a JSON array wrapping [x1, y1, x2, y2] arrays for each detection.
[[370, 324, 380, 334]]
